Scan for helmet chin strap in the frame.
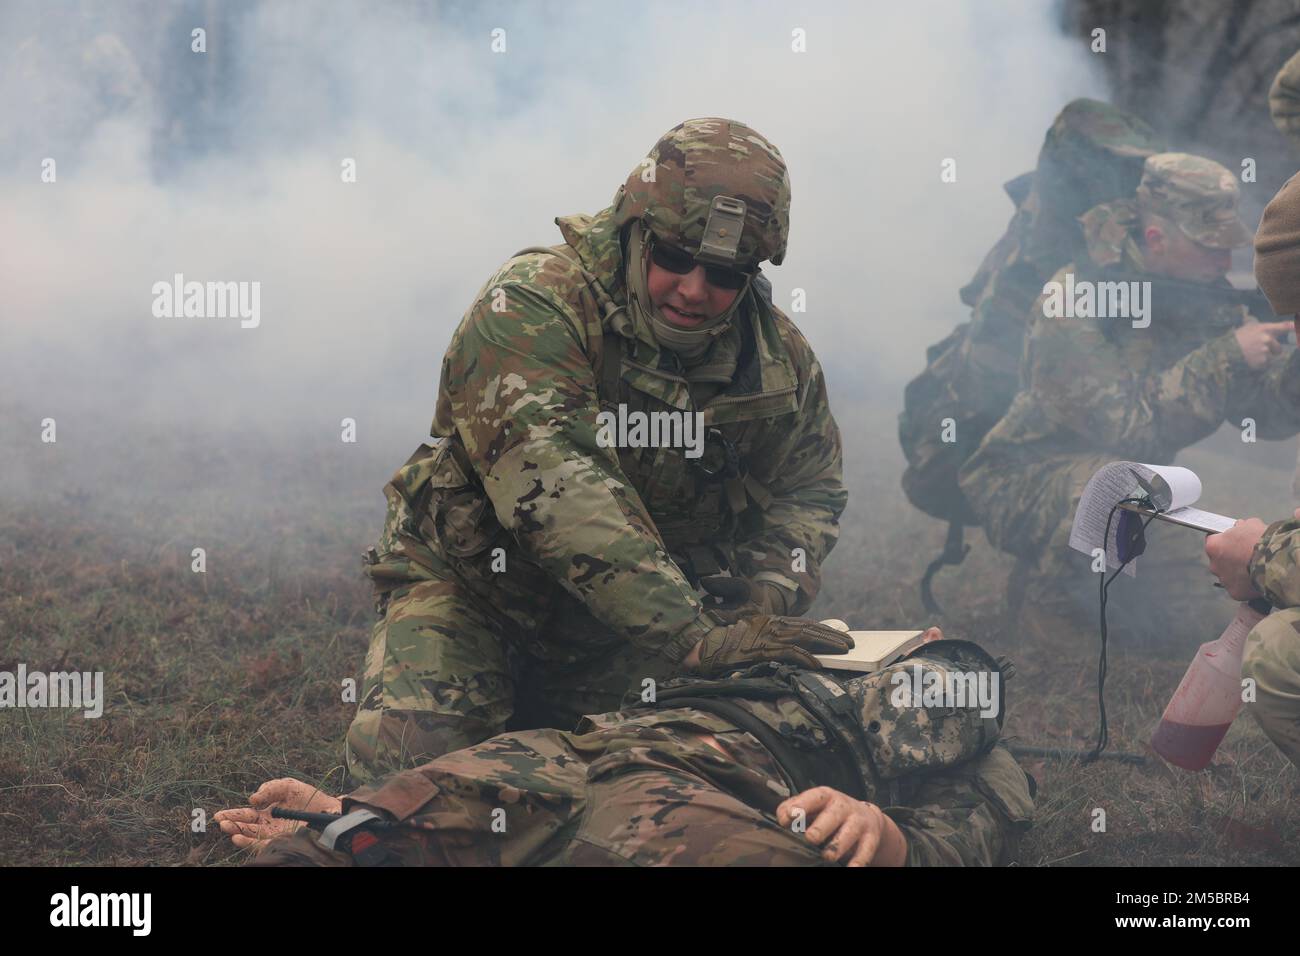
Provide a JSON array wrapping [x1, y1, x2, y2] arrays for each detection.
[[626, 221, 750, 364]]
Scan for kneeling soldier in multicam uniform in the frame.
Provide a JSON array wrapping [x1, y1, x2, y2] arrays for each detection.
[[218, 633, 1035, 867], [345, 117, 852, 784]]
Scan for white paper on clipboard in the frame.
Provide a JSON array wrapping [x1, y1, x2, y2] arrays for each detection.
[[1067, 462, 1234, 576]]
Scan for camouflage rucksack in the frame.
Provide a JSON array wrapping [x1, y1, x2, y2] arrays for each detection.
[[897, 100, 1164, 609]]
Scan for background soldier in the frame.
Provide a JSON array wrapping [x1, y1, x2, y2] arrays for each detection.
[[346, 118, 851, 782], [1268, 48, 1300, 500], [898, 99, 1165, 611], [1204, 169, 1300, 769], [219, 634, 1034, 867], [958, 153, 1299, 645]]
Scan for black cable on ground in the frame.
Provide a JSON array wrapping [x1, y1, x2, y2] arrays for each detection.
[[1085, 497, 1158, 764]]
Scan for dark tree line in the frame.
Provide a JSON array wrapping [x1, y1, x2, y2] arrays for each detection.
[[1062, 0, 1300, 216]]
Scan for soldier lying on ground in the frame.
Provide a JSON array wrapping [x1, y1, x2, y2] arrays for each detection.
[[346, 117, 850, 783], [216, 629, 1035, 866]]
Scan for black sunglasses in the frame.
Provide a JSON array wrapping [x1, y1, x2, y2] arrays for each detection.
[[650, 239, 753, 291]]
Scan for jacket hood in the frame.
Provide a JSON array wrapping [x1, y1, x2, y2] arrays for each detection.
[[556, 205, 627, 307]]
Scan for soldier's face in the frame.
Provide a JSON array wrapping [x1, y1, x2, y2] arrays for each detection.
[[647, 259, 742, 328], [1142, 222, 1232, 282]]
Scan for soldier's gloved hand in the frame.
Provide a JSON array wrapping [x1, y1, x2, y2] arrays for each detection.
[[699, 574, 791, 623], [691, 614, 853, 677]]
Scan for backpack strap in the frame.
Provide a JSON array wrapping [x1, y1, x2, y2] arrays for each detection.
[[653, 673, 791, 704], [649, 694, 819, 804], [650, 669, 872, 802], [920, 521, 971, 614], [602, 329, 624, 403], [789, 670, 887, 804]]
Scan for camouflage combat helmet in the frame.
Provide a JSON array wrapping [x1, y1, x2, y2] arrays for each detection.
[[611, 117, 791, 269]]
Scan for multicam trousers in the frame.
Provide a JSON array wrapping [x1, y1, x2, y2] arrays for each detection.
[[1243, 606, 1300, 770], [344, 556, 684, 786]]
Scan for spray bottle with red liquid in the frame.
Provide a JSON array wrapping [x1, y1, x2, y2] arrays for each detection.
[[1150, 597, 1272, 770]]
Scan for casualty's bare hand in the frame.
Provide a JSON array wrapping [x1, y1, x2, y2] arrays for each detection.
[[922, 626, 943, 643], [776, 786, 907, 867], [214, 778, 342, 850], [1235, 321, 1292, 369], [1205, 518, 1268, 601]]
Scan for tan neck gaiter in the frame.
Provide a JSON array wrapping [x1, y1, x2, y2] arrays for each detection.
[[625, 221, 750, 367]]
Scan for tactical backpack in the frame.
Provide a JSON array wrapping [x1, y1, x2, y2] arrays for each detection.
[[897, 99, 1165, 610]]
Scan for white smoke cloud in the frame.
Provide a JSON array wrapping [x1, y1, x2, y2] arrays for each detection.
[[2, 0, 1106, 485]]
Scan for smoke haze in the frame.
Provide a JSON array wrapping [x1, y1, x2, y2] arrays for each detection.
[[5, 1, 1104, 454]]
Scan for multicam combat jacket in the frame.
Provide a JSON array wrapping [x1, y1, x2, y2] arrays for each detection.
[[366, 205, 846, 663]]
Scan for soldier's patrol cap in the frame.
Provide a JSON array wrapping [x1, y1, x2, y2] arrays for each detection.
[[1135, 152, 1253, 249]]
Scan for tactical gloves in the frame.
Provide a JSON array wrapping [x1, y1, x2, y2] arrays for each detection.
[[694, 613, 853, 677], [699, 574, 793, 622]]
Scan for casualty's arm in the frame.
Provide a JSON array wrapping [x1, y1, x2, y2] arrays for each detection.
[[883, 744, 1035, 866], [776, 786, 909, 867]]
